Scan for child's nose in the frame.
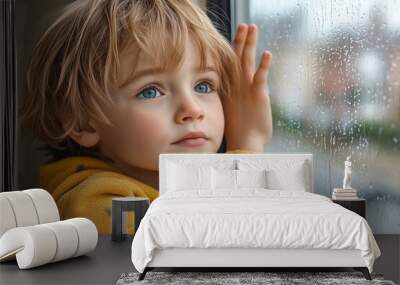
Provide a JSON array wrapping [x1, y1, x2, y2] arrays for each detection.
[[174, 94, 205, 124]]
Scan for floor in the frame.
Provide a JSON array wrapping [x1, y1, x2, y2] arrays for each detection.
[[373, 235, 400, 284], [0, 235, 398, 285], [0, 236, 134, 285]]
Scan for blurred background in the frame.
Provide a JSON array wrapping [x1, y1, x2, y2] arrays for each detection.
[[232, 0, 400, 235]]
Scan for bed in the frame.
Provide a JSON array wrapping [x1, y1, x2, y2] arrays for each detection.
[[131, 153, 381, 281]]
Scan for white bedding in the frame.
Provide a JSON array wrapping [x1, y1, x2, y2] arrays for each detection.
[[131, 189, 380, 273]]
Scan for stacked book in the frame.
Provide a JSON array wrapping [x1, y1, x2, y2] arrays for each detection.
[[332, 188, 359, 200]]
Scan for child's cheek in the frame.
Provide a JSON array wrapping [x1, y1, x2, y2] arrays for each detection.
[[121, 111, 169, 146], [108, 109, 169, 169], [198, 97, 225, 152], [212, 98, 225, 137]]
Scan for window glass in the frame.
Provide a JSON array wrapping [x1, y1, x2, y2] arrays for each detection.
[[235, 0, 400, 233]]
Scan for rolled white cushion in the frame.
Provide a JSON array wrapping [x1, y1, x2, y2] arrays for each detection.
[[0, 196, 17, 237], [0, 218, 98, 269], [23, 189, 59, 223], [42, 221, 79, 262], [65, 218, 98, 257], [0, 226, 57, 269], [0, 191, 39, 227]]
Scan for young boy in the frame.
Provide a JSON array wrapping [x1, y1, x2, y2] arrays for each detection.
[[20, 0, 273, 234]]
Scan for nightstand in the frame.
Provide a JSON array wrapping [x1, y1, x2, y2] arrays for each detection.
[[332, 198, 366, 218], [112, 197, 150, 241]]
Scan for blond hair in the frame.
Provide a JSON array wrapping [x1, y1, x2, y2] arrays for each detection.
[[20, 0, 240, 153]]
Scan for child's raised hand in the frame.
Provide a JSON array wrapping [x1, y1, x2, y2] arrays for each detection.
[[222, 23, 273, 153]]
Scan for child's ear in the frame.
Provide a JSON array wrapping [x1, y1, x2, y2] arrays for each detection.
[[68, 121, 100, 148]]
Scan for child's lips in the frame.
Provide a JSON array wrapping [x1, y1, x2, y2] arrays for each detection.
[[172, 131, 208, 146], [172, 137, 208, 147]]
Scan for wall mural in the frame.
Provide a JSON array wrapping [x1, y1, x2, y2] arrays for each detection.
[[248, 0, 400, 233]]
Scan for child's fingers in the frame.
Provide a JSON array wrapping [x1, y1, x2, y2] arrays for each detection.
[[252, 51, 272, 90], [242, 24, 258, 82], [232, 23, 248, 57]]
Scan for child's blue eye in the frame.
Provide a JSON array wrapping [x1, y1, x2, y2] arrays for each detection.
[[136, 82, 214, 99], [194, 81, 213, 94], [136, 87, 161, 99]]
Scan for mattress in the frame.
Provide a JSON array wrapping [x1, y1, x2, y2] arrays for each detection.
[[131, 189, 381, 273]]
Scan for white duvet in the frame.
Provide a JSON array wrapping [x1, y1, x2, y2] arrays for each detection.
[[131, 189, 380, 273]]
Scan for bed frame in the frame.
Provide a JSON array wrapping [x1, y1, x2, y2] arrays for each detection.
[[141, 248, 371, 280], [138, 153, 371, 281]]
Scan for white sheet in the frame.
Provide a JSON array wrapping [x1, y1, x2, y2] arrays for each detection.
[[131, 189, 380, 273]]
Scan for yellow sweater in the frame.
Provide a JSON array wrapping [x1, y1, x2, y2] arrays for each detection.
[[40, 150, 256, 234]]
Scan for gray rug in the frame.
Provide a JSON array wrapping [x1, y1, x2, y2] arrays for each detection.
[[116, 271, 396, 285]]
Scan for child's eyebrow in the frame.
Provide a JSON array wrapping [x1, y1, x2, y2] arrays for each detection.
[[119, 66, 218, 89]]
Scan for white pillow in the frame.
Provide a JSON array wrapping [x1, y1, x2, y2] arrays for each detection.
[[236, 169, 268, 189], [211, 168, 237, 190], [167, 163, 212, 191], [237, 159, 308, 192], [267, 167, 306, 191]]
